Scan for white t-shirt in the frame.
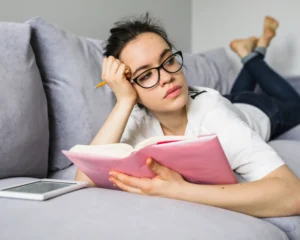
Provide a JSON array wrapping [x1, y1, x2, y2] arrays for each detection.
[[121, 87, 284, 182], [234, 103, 271, 141]]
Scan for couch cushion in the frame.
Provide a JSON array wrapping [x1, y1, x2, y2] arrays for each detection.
[[276, 125, 300, 142], [0, 22, 49, 179], [49, 164, 77, 180], [285, 76, 300, 95], [0, 177, 288, 240], [27, 17, 116, 171], [183, 48, 236, 95], [268, 139, 300, 178], [264, 216, 300, 240]]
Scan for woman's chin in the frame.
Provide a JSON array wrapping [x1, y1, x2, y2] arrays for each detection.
[[161, 94, 188, 112], [144, 92, 188, 113]]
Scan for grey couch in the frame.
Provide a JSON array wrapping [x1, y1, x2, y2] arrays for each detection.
[[1, 17, 300, 240]]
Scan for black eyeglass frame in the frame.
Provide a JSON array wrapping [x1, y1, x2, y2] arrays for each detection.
[[130, 51, 183, 89]]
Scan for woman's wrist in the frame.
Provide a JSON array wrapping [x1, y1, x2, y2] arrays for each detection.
[[116, 98, 136, 109], [168, 181, 192, 200]]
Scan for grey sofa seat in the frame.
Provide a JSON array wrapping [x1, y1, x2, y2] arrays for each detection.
[[0, 178, 289, 240], [48, 125, 300, 240]]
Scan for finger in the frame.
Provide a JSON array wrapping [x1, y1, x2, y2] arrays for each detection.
[[146, 158, 170, 180], [110, 60, 120, 75], [114, 59, 121, 73], [111, 177, 145, 195], [110, 171, 151, 192], [116, 63, 126, 79], [105, 56, 115, 74]]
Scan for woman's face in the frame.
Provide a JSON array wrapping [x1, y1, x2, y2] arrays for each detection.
[[119, 32, 188, 114]]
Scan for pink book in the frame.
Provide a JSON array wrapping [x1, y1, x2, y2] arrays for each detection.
[[62, 134, 237, 190]]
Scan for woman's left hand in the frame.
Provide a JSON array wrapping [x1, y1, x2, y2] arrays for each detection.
[[109, 158, 187, 199]]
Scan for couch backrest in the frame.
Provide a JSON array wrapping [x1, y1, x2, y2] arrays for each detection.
[[0, 22, 49, 179]]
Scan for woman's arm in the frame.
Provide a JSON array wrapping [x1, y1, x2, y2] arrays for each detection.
[[177, 165, 300, 217], [75, 56, 136, 186], [90, 100, 135, 145], [75, 100, 135, 186], [109, 160, 300, 217]]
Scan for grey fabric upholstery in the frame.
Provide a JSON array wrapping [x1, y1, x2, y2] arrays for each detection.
[[0, 22, 49, 179], [284, 76, 300, 94], [264, 217, 300, 240], [268, 140, 300, 178], [0, 178, 288, 240], [48, 164, 77, 180], [27, 17, 116, 171], [183, 48, 236, 95], [276, 125, 300, 142]]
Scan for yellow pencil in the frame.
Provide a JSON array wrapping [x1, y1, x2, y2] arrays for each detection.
[[94, 81, 107, 89], [94, 69, 130, 89]]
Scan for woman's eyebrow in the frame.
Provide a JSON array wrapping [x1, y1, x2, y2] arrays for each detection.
[[159, 48, 172, 61], [133, 48, 171, 77]]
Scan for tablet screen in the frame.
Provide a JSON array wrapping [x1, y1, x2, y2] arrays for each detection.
[[2, 181, 76, 194]]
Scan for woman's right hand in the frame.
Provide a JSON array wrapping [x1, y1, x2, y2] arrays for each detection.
[[102, 56, 137, 104]]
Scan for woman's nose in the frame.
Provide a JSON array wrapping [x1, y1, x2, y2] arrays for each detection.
[[159, 68, 173, 86]]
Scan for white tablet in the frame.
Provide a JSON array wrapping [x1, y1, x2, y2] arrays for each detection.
[[0, 179, 88, 201]]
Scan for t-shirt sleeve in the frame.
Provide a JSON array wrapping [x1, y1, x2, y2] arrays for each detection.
[[201, 106, 285, 182]]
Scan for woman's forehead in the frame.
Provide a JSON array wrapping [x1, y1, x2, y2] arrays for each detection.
[[120, 33, 169, 66]]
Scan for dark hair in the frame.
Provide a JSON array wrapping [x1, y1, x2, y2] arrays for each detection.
[[104, 12, 174, 58]]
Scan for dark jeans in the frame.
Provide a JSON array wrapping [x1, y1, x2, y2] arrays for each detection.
[[224, 55, 300, 140]]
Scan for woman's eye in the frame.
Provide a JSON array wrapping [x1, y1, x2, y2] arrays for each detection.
[[140, 72, 152, 81], [165, 56, 175, 65]]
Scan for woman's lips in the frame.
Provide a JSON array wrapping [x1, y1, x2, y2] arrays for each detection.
[[164, 86, 182, 99]]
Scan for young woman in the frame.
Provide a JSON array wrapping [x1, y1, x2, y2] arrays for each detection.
[[75, 14, 300, 217]]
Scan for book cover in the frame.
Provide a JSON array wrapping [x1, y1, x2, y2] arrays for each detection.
[[62, 134, 237, 189]]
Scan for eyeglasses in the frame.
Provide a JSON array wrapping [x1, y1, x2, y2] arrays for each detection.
[[130, 51, 183, 89]]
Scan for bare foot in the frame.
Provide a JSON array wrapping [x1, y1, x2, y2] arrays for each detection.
[[257, 16, 279, 48], [230, 36, 258, 58]]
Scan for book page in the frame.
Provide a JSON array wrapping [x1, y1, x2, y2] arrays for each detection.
[[70, 143, 134, 158], [134, 135, 191, 151]]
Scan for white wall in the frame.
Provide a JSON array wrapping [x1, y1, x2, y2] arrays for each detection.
[[0, 0, 191, 51], [192, 0, 300, 76]]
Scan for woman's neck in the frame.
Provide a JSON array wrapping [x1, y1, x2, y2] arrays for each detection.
[[151, 106, 188, 136]]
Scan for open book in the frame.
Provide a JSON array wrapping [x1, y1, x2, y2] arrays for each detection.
[[62, 134, 237, 190]]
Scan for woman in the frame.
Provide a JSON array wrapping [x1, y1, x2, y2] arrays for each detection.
[[75, 14, 300, 217]]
